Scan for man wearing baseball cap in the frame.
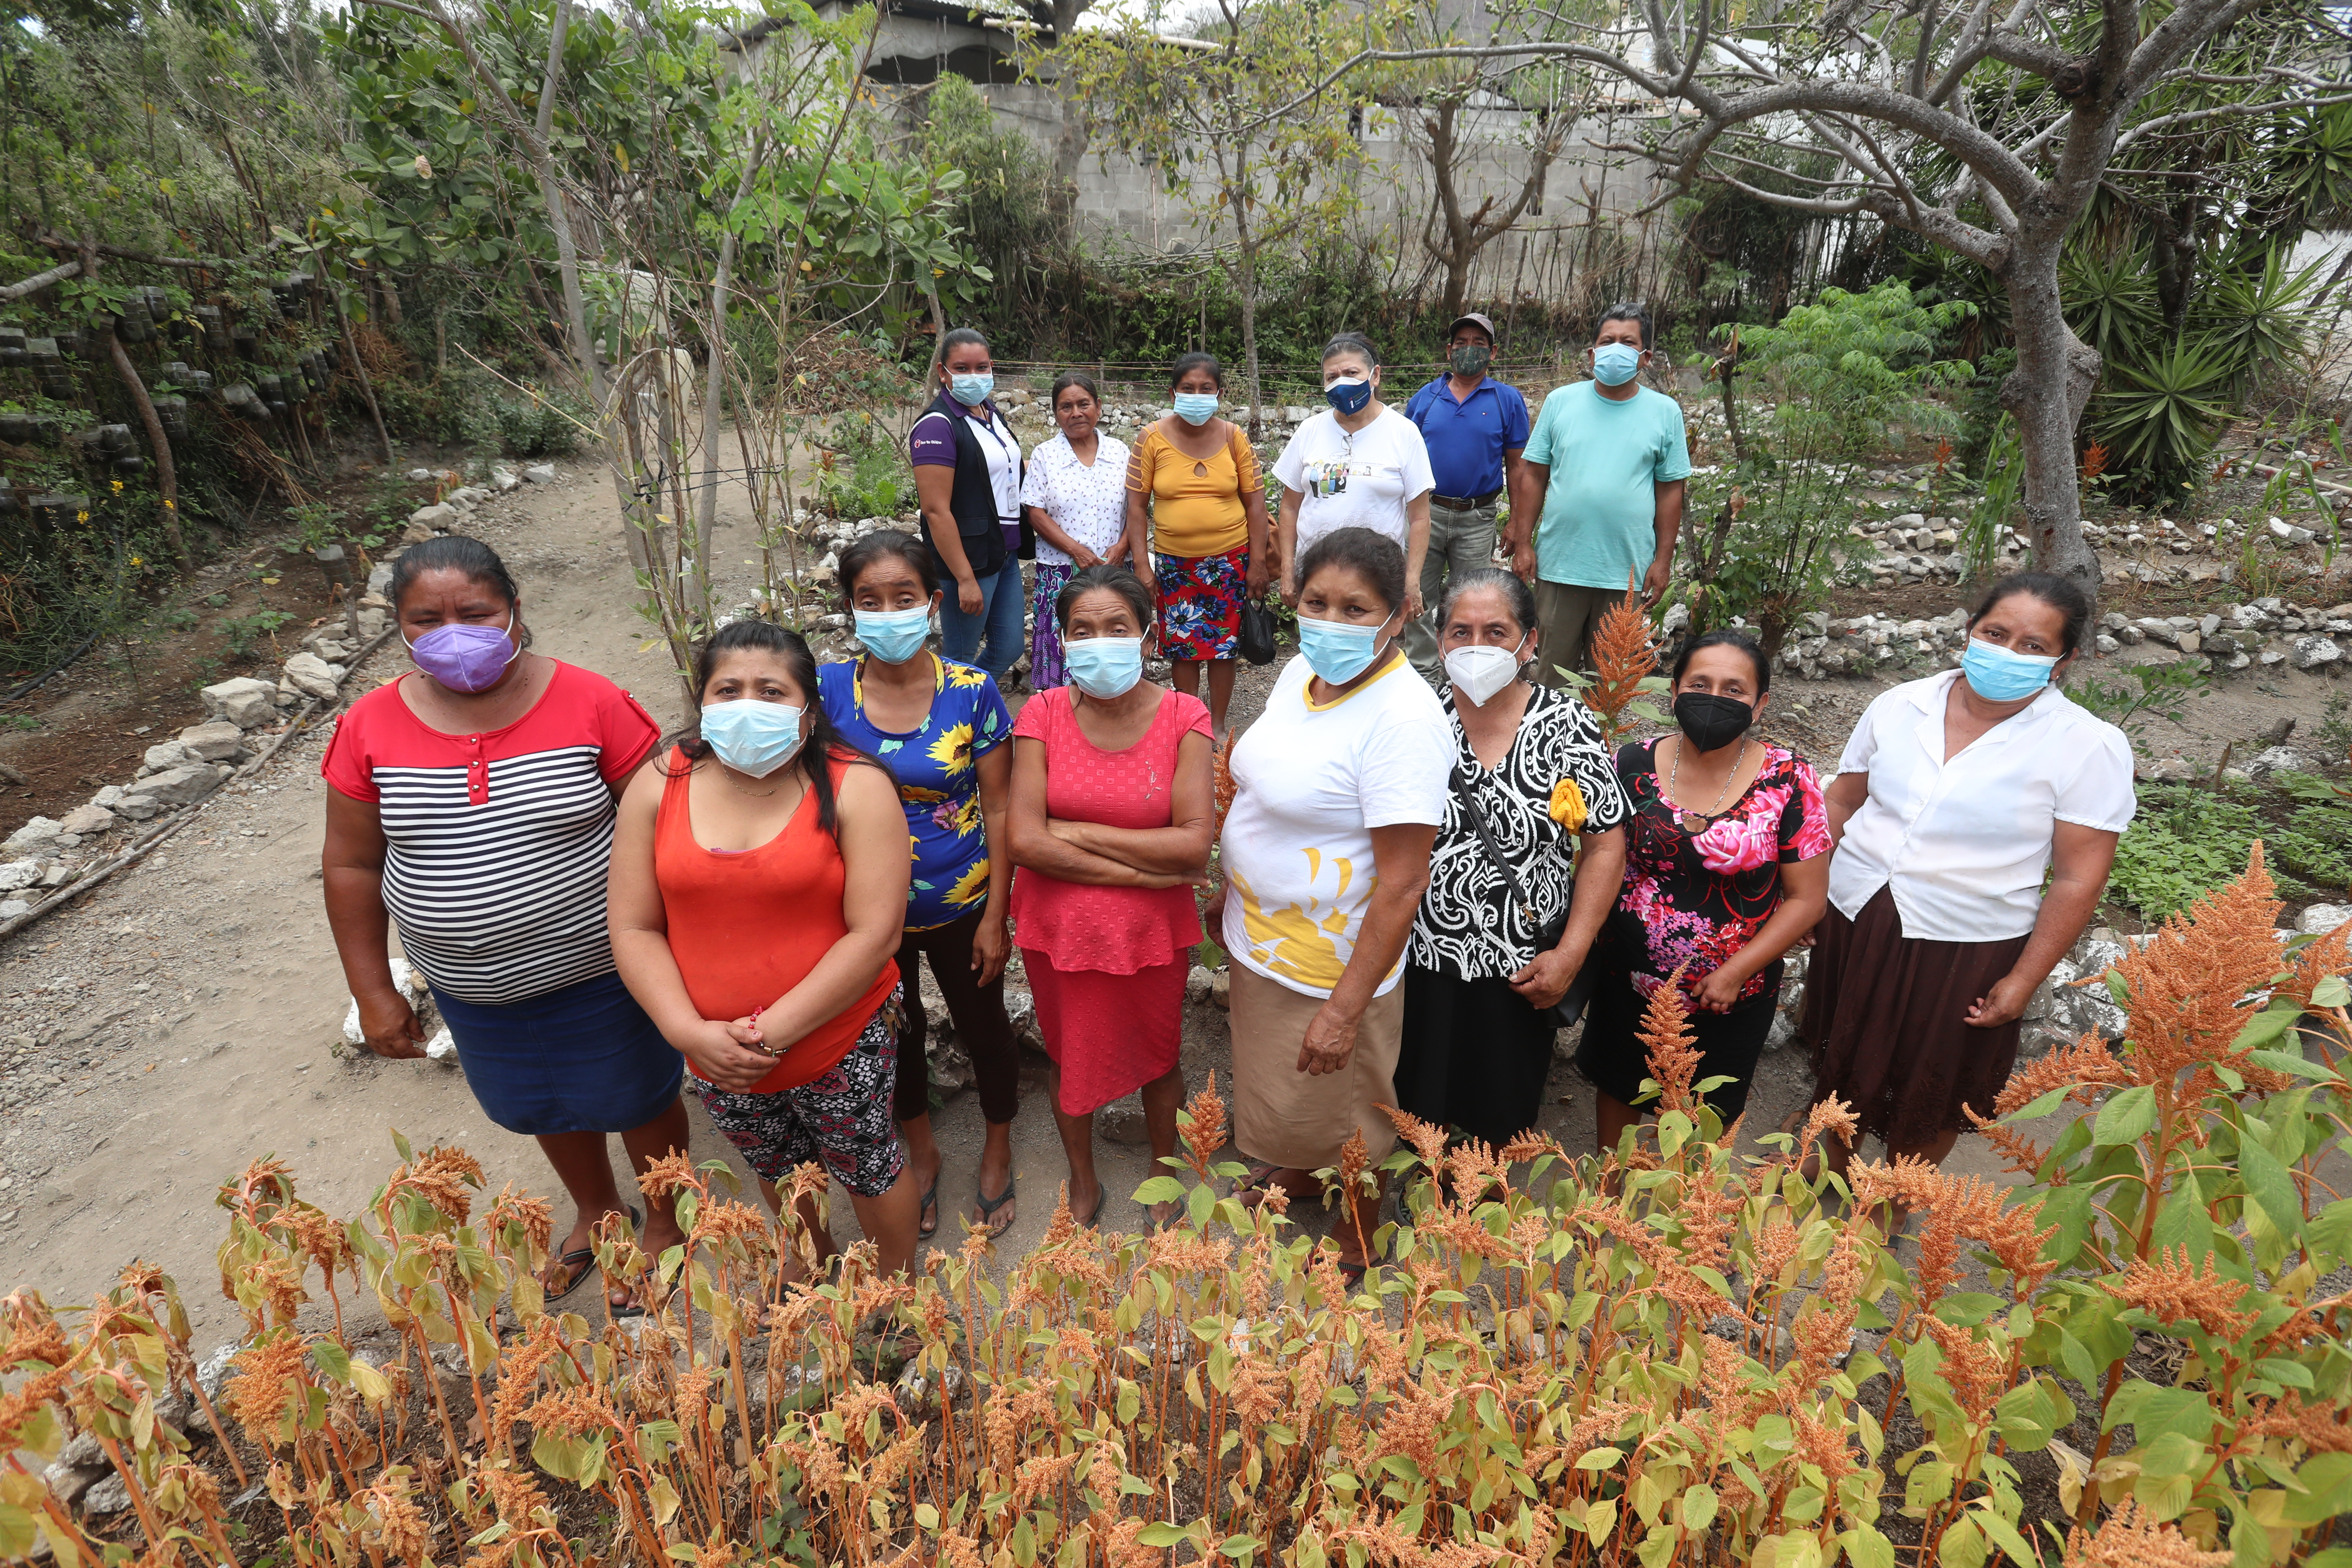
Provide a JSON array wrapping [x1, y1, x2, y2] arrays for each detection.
[[1402, 311, 1530, 683]]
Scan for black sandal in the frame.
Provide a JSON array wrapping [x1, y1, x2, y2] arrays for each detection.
[[975, 1177, 1017, 1238], [917, 1176, 942, 1240]]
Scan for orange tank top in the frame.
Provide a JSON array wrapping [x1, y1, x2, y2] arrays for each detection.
[[653, 747, 898, 1092]]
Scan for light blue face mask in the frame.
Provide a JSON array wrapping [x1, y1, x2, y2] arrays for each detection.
[[1298, 616, 1386, 684], [1592, 342, 1642, 386], [1172, 392, 1219, 426], [855, 605, 931, 665], [949, 371, 994, 407], [1960, 637, 2058, 702], [698, 699, 807, 778], [1065, 635, 1144, 699]]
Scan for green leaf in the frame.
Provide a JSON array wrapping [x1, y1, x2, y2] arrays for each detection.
[[2093, 1085, 2157, 1146], [2238, 1136, 2306, 1239], [2315, 974, 2350, 1008], [2247, 1048, 2340, 1082], [1137, 1523, 1190, 1548], [2285, 1453, 2352, 1525], [2004, 1086, 2073, 1123], [309, 1341, 352, 1382], [2230, 998, 2302, 1053], [1132, 1176, 1186, 1205], [1933, 1292, 2006, 1327]]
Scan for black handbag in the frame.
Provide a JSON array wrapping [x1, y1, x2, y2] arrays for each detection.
[[1448, 769, 1593, 1029], [1237, 595, 1279, 666]]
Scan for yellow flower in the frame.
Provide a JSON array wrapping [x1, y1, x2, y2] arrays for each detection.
[[942, 857, 991, 908], [110, 480, 124, 495], [925, 720, 974, 775], [129, 554, 144, 567], [1548, 778, 1588, 832], [945, 664, 987, 688]]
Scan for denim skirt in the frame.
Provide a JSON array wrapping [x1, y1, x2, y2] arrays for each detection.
[[429, 969, 684, 1136]]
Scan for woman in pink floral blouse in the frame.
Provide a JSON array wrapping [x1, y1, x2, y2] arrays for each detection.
[[1574, 630, 1830, 1152]]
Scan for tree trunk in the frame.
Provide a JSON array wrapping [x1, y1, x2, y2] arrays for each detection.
[[330, 272, 395, 466], [1046, 0, 1092, 230], [698, 135, 765, 557], [1234, 233, 1263, 441], [83, 238, 187, 568], [533, 0, 608, 411], [1999, 240, 2103, 602]]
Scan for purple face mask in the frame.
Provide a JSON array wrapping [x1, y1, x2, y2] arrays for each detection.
[[406, 612, 520, 693]]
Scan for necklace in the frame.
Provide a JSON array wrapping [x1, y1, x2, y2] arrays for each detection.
[[1665, 735, 1749, 835], [721, 771, 782, 798]]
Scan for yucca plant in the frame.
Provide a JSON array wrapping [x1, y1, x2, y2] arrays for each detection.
[[2091, 338, 2235, 489]]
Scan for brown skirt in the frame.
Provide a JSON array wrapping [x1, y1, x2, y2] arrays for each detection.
[[1228, 963, 1405, 1172], [1802, 885, 2029, 1149]]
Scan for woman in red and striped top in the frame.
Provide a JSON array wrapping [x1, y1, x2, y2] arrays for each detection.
[[322, 536, 687, 1316]]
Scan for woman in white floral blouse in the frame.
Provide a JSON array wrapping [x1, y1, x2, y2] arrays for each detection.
[[1398, 568, 1629, 1148], [1020, 374, 1134, 691]]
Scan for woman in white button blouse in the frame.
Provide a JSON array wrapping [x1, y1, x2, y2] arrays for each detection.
[[1804, 573, 2136, 1191]]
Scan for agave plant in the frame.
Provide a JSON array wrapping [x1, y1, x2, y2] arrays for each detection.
[[2060, 243, 2162, 371], [2091, 337, 2235, 488]]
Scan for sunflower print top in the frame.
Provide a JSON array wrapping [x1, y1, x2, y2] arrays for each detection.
[[818, 652, 1012, 932]]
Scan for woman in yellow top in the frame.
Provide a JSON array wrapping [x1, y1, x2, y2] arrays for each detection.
[[1125, 352, 1273, 742]]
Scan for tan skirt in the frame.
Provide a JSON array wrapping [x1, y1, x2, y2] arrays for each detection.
[[1228, 963, 1406, 1171]]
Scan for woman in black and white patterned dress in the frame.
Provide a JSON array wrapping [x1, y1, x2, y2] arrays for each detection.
[[1396, 568, 1629, 1148]]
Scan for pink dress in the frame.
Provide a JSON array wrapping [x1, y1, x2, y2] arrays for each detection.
[[1011, 686, 1210, 1115]]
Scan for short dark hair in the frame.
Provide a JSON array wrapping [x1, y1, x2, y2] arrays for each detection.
[[1054, 563, 1153, 631], [1596, 301, 1653, 351], [1296, 527, 1406, 616], [1672, 628, 1770, 693], [1169, 352, 1223, 391], [1969, 571, 2091, 655], [1319, 332, 1380, 370], [839, 528, 938, 598], [1051, 371, 1100, 407], [389, 534, 519, 612], [1436, 566, 1535, 638], [669, 619, 888, 836]]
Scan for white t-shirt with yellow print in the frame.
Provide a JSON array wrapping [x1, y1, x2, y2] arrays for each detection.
[[1219, 651, 1452, 998]]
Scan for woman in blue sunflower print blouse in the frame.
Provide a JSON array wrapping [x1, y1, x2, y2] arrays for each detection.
[[819, 531, 1025, 1238]]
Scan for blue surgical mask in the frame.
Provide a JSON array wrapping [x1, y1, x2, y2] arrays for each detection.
[[948, 372, 994, 407], [1960, 637, 2058, 702], [1065, 635, 1144, 699], [854, 605, 931, 665], [1172, 392, 1219, 426], [698, 699, 807, 778], [1592, 343, 1642, 386], [1298, 616, 1385, 684], [1324, 377, 1373, 416]]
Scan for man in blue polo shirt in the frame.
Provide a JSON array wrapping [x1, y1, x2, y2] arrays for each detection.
[[1403, 311, 1530, 682]]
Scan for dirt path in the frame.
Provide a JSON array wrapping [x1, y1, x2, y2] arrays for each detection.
[[6, 453, 2349, 1351]]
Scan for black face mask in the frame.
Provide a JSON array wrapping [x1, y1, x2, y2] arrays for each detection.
[[1674, 691, 1753, 752]]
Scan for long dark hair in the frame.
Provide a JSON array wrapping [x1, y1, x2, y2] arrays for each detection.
[[1672, 628, 1770, 692], [839, 528, 939, 598], [666, 620, 892, 836]]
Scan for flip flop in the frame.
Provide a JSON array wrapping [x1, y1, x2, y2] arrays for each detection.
[[975, 1178, 1017, 1239], [1071, 1182, 1105, 1229], [607, 1206, 652, 1320], [1231, 1162, 1287, 1212], [546, 1201, 642, 1302], [917, 1176, 942, 1240]]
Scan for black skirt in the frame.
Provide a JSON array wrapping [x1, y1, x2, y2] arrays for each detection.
[[1574, 925, 1779, 1129], [1802, 884, 2029, 1148], [1395, 964, 1558, 1149]]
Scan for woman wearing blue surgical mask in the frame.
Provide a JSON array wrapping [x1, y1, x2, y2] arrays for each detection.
[[1124, 352, 1272, 743], [816, 530, 1024, 1240], [910, 327, 1026, 684], [1007, 567, 1215, 1228], [1805, 573, 2136, 1221], [1020, 373, 1133, 693], [1271, 334, 1435, 629], [1210, 527, 1451, 1280], [609, 620, 921, 1280]]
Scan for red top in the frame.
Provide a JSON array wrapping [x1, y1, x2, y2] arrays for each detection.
[[1009, 687, 1210, 974], [653, 746, 899, 1092], [320, 661, 660, 1005]]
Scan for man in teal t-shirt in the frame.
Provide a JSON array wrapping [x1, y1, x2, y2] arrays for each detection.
[[1506, 302, 1690, 684]]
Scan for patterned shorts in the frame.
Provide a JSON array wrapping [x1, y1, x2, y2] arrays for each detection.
[[690, 1006, 906, 1195], [1154, 544, 1249, 663]]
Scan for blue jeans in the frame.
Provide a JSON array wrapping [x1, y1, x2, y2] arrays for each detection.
[[939, 557, 1026, 680]]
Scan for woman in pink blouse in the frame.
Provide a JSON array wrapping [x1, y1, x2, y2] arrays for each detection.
[[1008, 565, 1216, 1226]]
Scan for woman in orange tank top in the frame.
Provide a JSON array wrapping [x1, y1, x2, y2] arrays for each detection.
[[608, 621, 920, 1279]]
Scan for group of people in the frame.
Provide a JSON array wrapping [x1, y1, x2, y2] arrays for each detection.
[[321, 315, 2137, 1306]]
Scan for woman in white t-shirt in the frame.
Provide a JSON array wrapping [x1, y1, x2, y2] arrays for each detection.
[[1019, 373, 1133, 691], [1210, 526, 1451, 1280], [1272, 332, 1435, 621], [1805, 572, 2136, 1210]]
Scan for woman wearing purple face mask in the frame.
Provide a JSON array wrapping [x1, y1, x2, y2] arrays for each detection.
[[321, 536, 689, 1319]]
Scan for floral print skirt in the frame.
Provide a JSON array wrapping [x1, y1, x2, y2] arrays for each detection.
[[1153, 545, 1249, 663], [1029, 561, 1075, 690]]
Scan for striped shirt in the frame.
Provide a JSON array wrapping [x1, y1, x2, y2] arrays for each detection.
[[323, 662, 661, 1004]]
